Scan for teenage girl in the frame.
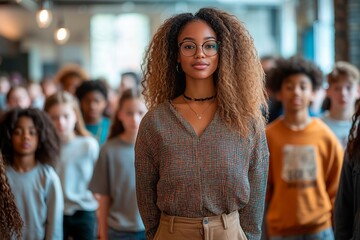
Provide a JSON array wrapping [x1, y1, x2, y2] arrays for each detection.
[[89, 88, 147, 240], [0, 108, 63, 239], [44, 92, 100, 239]]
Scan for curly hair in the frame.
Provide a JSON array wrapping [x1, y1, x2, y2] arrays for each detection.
[[0, 154, 23, 239], [267, 56, 324, 93], [108, 88, 142, 140], [44, 91, 91, 137], [347, 102, 360, 166], [141, 8, 267, 136], [0, 108, 61, 167], [55, 64, 88, 87], [75, 80, 108, 101]]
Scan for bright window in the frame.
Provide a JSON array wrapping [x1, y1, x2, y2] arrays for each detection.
[[91, 13, 150, 88]]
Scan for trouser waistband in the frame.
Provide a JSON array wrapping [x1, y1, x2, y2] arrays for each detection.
[[160, 211, 239, 234]]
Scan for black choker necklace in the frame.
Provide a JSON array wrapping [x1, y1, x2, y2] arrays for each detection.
[[183, 93, 217, 102]]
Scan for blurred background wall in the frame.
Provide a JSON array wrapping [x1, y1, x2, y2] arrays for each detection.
[[0, 0, 358, 88]]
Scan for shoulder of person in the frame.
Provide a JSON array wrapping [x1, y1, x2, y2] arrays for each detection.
[[266, 118, 283, 133], [312, 118, 337, 134], [38, 163, 55, 175], [37, 163, 61, 189], [140, 102, 169, 125], [78, 135, 99, 146], [102, 117, 111, 125], [101, 137, 121, 151]]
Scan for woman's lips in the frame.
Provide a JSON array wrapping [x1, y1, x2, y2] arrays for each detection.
[[192, 62, 209, 70], [21, 143, 31, 149]]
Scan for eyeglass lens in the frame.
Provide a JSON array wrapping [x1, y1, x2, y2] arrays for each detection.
[[180, 40, 219, 57]]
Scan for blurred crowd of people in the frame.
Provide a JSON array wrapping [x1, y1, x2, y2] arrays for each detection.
[[0, 7, 360, 240]]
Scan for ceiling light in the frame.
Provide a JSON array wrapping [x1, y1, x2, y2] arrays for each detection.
[[54, 17, 70, 44], [36, 0, 52, 28]]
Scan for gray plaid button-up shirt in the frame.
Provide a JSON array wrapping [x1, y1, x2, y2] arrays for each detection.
[[135, 102, 269, 240]]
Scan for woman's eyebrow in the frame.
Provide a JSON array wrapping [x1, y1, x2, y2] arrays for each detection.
[[180, 36, 216, 42]]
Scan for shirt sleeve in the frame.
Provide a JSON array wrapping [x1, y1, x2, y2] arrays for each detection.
[[89, 145, 110, 195], [135, 117, 161, 240], [45, 167, 64, 240], [334, 154, 354, 239], [239, 127, 269, 240]]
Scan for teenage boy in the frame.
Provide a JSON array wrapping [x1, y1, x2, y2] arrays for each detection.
[[321, 61, 360, 148], [265, 56, 343, 239], [76, 80, 110, 146]]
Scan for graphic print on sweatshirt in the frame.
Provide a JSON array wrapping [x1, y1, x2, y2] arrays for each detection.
[[281, 144, 317, 188]]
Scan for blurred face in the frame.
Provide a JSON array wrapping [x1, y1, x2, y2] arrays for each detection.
[[28, 83, 44, 100], [117, 98, 147, 135], [327, 77, 360, 111], [261, 59, 276, 72], [177, 20, 219, 82], [63, 75, 82, 95], [80, 91, 107, 123], [0, 78, 11, 94], [42, 81, 58, 98], [7, 88, 31, 109], [119, 76, 137, 95], [47, 103, 77, 139], [12, 116, 39, 157], [277, 74, 315, 113]]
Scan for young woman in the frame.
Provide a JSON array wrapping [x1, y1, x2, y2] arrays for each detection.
[[44, 92, 99, 239], [0, 108, 63, 239], [135, 8, 269, 240], [0, 153, 23, 240], [89, 88, 147, 240], [335, 101, 360, 239]]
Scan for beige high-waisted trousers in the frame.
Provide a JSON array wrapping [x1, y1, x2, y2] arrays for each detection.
[[153, 211, 248, 240]]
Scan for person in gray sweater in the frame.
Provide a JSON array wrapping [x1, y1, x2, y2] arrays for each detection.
[[0, 108, 64, 240], [89, 89, 147, 240]]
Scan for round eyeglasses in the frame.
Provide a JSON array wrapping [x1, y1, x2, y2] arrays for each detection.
[[178, 40, 220, 57]]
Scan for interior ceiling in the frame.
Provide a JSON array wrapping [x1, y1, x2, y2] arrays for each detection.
[[0, 0, 282, 8], [0, 0, 282, 41]]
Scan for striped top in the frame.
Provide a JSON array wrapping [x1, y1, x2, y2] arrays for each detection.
[[135, 101, 269, 240]]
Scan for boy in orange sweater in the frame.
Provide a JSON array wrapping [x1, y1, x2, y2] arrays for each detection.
[[265, 56, 343, 239]]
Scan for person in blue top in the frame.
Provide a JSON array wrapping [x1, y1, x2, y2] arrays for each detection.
[[76, 80, 111, 146], [0, 108, 64, 240]]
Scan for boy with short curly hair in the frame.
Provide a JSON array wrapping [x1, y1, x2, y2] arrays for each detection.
[[265, 56, 343, 239]]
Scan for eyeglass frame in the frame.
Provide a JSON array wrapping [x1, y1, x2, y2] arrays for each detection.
[[177, 40, 220, 57]]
